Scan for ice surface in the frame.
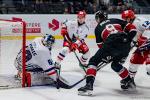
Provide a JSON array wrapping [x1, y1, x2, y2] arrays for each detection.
[[0, 39, 150, 100]]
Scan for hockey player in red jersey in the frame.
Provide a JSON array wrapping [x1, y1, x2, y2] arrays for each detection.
[[121, 10, 150, 79], [55, 11, 90, 69], [78, 10, 137, 96]]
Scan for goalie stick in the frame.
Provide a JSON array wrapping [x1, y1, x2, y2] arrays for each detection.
[[55, 66, 61, 89]]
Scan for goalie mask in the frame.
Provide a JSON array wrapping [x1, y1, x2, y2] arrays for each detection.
[[42, 34, 55, 48]]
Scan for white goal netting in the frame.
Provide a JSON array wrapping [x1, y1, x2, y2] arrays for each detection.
[[0, 18, 26, 89]]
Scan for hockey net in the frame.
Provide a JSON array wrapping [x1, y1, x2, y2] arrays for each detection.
[[0, 18, 26, 89]]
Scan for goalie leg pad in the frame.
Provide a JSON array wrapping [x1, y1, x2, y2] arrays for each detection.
[[26, 72, 31, 87], [31, 72, 55, 86], [15, 71, 55, 86]]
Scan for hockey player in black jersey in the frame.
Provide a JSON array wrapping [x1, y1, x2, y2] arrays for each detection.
[[78, 11, 137, 96]]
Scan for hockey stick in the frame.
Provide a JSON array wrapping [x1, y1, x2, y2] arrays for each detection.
[[55, 67, 61, 89], [65, 60, 111, 89], [73, 51, 86, 73], [64, 35, 87, 73]]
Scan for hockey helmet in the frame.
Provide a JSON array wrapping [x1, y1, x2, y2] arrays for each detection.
[[95, 10, 108, 22], [43, 34, 55, 48], [121, 10, 135, 20], [77, 11, 86, 18]]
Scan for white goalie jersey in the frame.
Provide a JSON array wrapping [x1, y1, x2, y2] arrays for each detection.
[[15, 37, 54, 72]]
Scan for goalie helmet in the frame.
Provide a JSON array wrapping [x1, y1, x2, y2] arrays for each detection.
[[42, 34, 55, 48], [95, 10, 108, 23], [121, 10, 135, 20]]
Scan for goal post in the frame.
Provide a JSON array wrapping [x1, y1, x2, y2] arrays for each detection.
[[0, 17, 27, 88]]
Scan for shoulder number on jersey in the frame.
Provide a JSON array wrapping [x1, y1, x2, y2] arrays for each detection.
[[142, 21, 150, 29], [48, 59, 53, 65], [106, 24, 118, 34]]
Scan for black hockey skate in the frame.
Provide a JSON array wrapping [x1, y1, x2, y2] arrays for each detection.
[[120, 78, 136, 91], [78, 83, 93, 96]]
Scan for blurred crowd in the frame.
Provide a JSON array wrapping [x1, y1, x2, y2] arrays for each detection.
[[0, 0, 150, 14]]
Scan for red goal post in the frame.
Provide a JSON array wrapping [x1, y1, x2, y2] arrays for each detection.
[[0, 17, 26, 88]]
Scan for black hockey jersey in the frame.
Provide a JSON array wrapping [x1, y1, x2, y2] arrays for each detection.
[[95, 18, 137, 48]]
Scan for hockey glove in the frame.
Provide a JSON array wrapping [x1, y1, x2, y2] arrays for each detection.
[[71, 43, 78, 51]]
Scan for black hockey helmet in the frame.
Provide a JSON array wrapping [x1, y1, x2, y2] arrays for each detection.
[[43, 34, 55, 48], [95, 10, 108, 23]]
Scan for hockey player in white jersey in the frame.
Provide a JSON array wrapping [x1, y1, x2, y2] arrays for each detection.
[[55, 11, 90, 69], [14, 34, 69, 88], [121, 10, 150, 80]]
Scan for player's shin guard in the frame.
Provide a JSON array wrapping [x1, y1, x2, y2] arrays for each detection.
[[78, 66, 96, 96], [128, 64, 139, 78], [57, 47, 70, 63], [79, 51, 90, 68], [79, 56, 88, 68]]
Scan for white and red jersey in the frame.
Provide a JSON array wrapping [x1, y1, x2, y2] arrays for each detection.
[[16, 37, 54, 71], [62, 20, 89, 43], [133, 17, 150, 46]]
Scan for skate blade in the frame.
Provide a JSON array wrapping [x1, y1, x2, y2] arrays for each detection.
[[122, 87, 136, 92], [78, 90, 93, 96]]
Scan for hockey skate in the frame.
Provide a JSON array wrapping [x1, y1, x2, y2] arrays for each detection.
[[78, 83, 93, 96], [120, 78, 136, 91]]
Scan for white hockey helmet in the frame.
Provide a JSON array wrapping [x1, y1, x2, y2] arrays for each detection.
[[42, 34, 55, 48]]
